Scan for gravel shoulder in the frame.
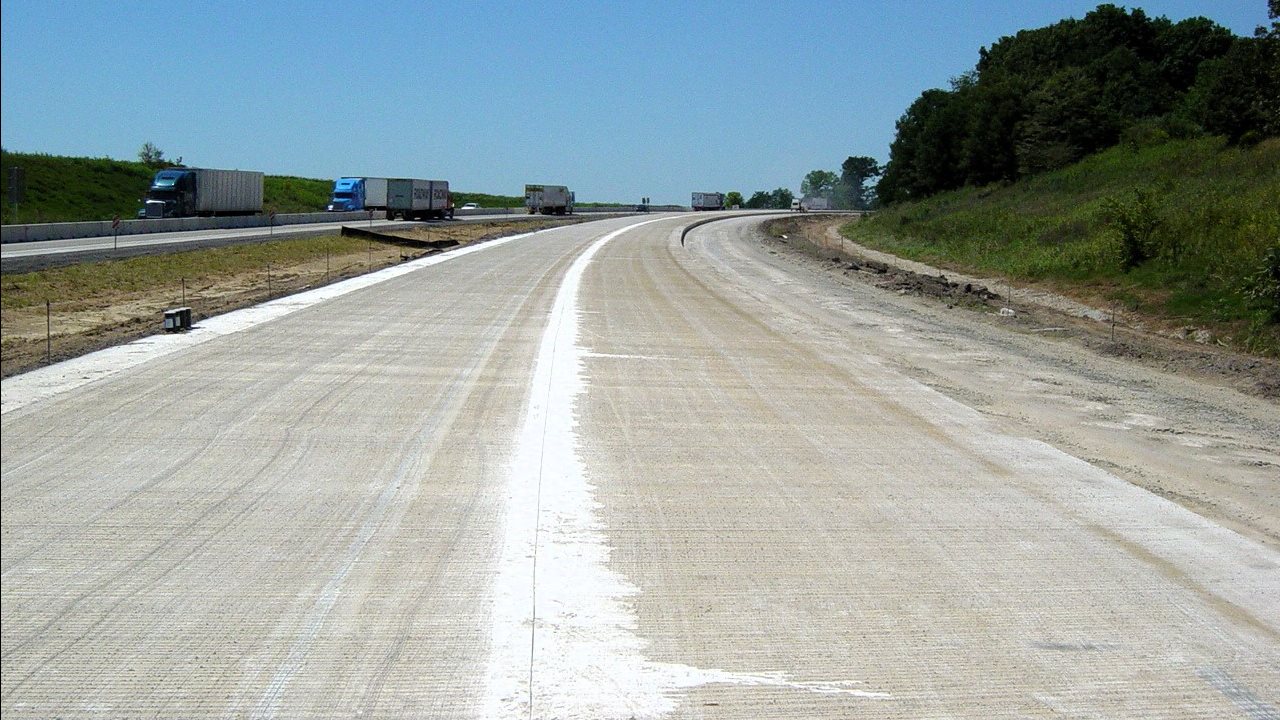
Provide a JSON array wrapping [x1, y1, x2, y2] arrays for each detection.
[[692, 216, 1279, 550]]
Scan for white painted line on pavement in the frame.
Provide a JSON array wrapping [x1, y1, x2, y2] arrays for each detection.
[[485, 217, 890, 718]]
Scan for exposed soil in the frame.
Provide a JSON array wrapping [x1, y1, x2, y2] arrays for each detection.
[[765, 215, 1280, 400], [0, 219, 582, 378]]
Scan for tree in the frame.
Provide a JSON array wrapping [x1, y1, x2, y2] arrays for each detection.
[[1182, 35, 1280, 142], [768, 187, 795, 209], [138, 142, 184, 168], [744, 188, 794, 209], [800, 170, 838, 200], [837, 156, 881, 209], [724, 191, 744, 208]]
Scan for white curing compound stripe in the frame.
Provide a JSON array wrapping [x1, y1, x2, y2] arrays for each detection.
[[484, 217, 890, 719], [2, 226, 561, 415]]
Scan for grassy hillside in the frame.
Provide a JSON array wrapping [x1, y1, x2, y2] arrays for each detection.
[[843, 136, 1280, 354], [0, 151, 527, 222], [1, 152, 153, 224]]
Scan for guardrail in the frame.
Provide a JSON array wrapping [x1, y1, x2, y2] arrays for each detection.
[[2, 205, 690, 244], [1, 211, 370, 244]]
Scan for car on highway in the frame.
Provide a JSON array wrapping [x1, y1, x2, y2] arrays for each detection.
[[460, 203, 480, 210]]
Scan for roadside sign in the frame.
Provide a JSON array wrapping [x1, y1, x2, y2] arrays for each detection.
[[269, 210, 277, 222], [112, 215, 121, 229]]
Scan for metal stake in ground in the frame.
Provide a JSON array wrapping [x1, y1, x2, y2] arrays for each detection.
[[267, 263, 272, 297], [45, 299, 51, 365], [182, 277, 186, 306]]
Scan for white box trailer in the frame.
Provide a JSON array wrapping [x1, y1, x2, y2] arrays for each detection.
[[141, 168, 263, 218], [691, 192, 724, 210], [192, 169, 264, 214], [387, 179, 453, 220], [364, 177, 389, 209], [525, 184, 574, 215]]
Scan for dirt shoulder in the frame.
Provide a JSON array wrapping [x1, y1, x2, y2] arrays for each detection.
[[1, 218, 583, 378], [698, 215, 1279, 550], [765, 215, 1280, 400]]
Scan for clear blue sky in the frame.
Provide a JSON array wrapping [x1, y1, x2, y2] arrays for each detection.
[[0, 1, 1268, 205]]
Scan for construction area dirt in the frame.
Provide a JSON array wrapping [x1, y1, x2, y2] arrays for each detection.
[[0, 218, 584, 378], [765, 215, 1280, 400]]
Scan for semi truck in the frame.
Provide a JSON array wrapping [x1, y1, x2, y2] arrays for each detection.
[[386, 179, 453, 220], [138, 168, 263, 218], [691, 192, 724, 211], [327, 177, 388, 212], [525, 184, 574, 215]]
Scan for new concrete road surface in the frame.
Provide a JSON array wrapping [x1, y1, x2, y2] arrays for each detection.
[[2, 214, 1277, 718]]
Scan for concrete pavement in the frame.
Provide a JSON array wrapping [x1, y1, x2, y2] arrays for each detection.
[[2, 214, 1276, 717]]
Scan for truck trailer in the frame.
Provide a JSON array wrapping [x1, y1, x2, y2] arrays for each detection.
[[386, 179, 453, 220], [691, 192, 724, 211], [800, 196, 831, 211], [525, 184, 574, 215], [327, 177, 388, 212], [139, 168, 264, 218]]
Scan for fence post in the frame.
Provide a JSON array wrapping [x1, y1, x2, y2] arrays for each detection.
[[267, 263, 272, 298]]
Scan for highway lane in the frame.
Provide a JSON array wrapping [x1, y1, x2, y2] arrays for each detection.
[[2, 214, 1277, 718], [0, 212, 607, 273]]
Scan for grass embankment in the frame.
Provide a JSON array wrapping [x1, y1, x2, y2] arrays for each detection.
[[0, 151, 530, 222], [844, 137, 1280, 355], [0, 151, 335, 224]]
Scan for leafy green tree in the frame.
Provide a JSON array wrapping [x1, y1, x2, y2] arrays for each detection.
[[877, 2, 1252, 206], [800, 170, 838, 200], [837, 156, 881, 209], [724, 191, 744, 208], [138, 142, 182, 168], [1182, 35, 1280, 142], [769, 187, 795, 209], [743, 188, 795, 209]]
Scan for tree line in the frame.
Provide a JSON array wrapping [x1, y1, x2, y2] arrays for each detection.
[[873, 2, 1278, 204]]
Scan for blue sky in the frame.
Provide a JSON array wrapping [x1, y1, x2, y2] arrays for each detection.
[[0, 1, 1268, 205]]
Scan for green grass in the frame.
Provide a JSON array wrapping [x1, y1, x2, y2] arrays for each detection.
[[1, 234, 369, 310], [845, 136, 1280, 354], [1, 152, 154, 224], [0, 150, 531, 221]]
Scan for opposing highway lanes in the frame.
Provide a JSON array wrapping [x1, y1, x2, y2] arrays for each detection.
[[0, 212, 558, 272], [2, 212, 1277, 718]]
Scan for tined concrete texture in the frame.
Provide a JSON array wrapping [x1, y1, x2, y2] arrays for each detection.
[[2, 213, 1277, 718]]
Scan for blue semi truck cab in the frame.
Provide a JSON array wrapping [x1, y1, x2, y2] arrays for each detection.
[[327, 177, 388, 212]]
